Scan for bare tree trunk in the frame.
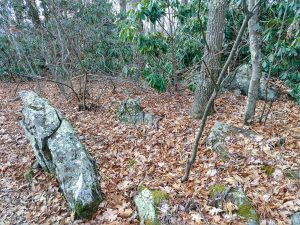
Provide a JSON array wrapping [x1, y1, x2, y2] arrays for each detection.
[[181, 0, 188, 4], [12, 0, 25, 26], [25, 0, 41, 29], [119, 0, 126, 16], [40, 0, 50, 23], [244, 0, 262, 125], [191, 0, 227, 119]]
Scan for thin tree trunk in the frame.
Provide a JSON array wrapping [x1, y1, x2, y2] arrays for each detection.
[[25, 0, 41, 29], [119, 0, 126, 17], [12, 0, 24, 26], [244, 0, 262, 125], [182, 1, 259, 181], [191, 0, 227, 119]]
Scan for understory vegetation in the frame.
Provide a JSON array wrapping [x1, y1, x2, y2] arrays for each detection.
[[0, 0, 299, 102]]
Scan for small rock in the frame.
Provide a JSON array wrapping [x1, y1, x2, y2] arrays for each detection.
[[209, 184, 259, 224], [134, 187, 169, 225], [291, 212, 300, 225], [117, 99, 155, 126]]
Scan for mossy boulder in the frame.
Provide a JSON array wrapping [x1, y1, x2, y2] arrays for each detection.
[[228, 190, 259, 224], [19, 91, 102, 219], [134, 187, 169, 225], [209, 184, 259, 224], [206, 122, 262, 160], [117, 99, 154, 126]]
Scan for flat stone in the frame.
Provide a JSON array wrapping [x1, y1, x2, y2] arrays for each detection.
[[206, 122, 262, 160]]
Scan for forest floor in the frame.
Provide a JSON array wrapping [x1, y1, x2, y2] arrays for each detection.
[[0, 80, 299, 225]]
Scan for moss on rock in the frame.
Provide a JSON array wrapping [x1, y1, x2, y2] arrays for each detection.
[[134, 187, 169, 225], [74, 195, 101, 220], [237, 203, 259, 222], [229, 190, 259, 224], [24, 168, 33, 184], [261, 165, 275, 176], [209, 185, 259, 224], [209, 184, 227, 198]]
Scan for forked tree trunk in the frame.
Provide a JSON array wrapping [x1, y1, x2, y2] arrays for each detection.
[[244, 0, 262, 124], [191, 0, 227, 119]]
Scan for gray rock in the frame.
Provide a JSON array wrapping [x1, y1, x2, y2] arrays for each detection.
[[117, 99, 154, 126], [284, 169, 300, 180], [206, 122, 262, 160], [134, 187, 169, 225], [291, 212, 300, 225], [209, 185, 259, 224], [223, 64, 278, 101], [19, 91, 102, 219]]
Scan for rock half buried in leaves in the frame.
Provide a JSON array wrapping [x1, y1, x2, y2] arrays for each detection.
[[209, 184, 259, 225], [134, 187, 169, 225], [206, 122, 262, 160], [117, 98, 153, 126], [19, 91, 102, 219]]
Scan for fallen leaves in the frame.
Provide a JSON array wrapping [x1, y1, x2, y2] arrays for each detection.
[[0, 81, 300, 224]]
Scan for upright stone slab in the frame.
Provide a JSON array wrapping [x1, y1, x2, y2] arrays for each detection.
[[117, 98, 154, 126], [19, 91, 102, 219]]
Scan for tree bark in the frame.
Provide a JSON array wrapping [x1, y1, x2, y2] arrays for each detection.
[[12, 0, 25, 26], [191, 0, 227, 119], [244, 0, 262, 125], [25, 0, 41, 29], [120, 0, 126, 16]]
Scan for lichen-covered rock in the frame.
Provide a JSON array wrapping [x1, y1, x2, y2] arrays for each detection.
[[206, 122, 262, 160], [284, 169, 300, 179], [209, 184, 259, 224], [19, 91, 102, 219], [223, 64, 278, 101], [228, 190, 259, 224], [291, 212, 300, 225], [117, 99, 154, 126], [134, 187, 169, 225], [20, 91, 61, 173]]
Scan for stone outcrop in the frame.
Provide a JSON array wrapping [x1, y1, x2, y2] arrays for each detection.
[[223, 64, 278, 101], [210, 184, 259, 225], [117, 99, 154, 126], [134, 187, 169, 225], [206, 122, 262, 160], [19, 91, 102, 219]]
